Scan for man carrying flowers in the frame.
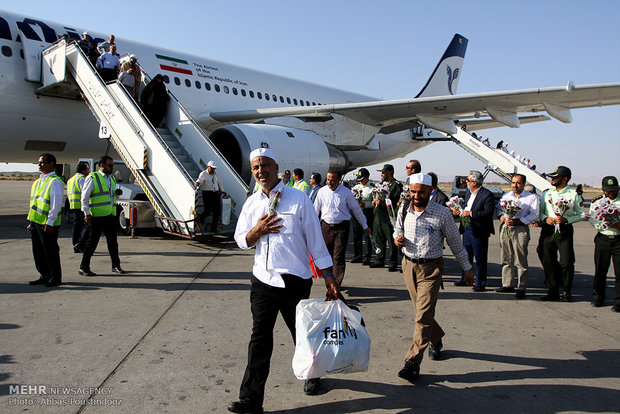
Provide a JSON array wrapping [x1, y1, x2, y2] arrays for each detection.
[[539, 166, 584, 302]]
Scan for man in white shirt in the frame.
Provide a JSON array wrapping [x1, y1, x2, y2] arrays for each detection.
[[496, 174, 540, 298], [96, 34, 115, 54], [229, 148, 338, 414], [314, 170, 371, 286], [195, 160, 224, 233], [96, 44, 120, 82]]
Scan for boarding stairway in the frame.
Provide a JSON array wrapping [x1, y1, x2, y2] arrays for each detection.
[[431, 127, 552, 192], [36, 39, 249, 237]]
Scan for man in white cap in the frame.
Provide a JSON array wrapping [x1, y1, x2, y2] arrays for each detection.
[[195, 160, 224, 233], [228, 148, 338, 414], [394, 173, 474, 383]]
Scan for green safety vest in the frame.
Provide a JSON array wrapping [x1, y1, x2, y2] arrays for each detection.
[[67, 173, 85, 210], [27, 173, 63, 226], [88, 172, 117, 217]]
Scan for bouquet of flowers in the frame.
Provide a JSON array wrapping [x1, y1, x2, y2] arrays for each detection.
[[372, 182, 390, 213], [549, 194, 574, 240], [352, 187, 363, 201], [369, 235, 382, 254], [385, 198, 396, 227], [399, 186, 411, 203], [446, 195, 470, 228], [268, 187, 283, 215], [499, 199, 522, 237], [588, 198, 620, 231]]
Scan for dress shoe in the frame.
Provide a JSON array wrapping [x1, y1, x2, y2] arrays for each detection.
[[472, 286, 486, 292], [591, 299, 604, 307], [397, 359, 420, 383], [612, 306, 620, 313], [428, 340, 443, 360], [29, 277, 49, 285], [303, 378, 321, 395], [46, 279, 61, 287], [515, 290, 526, 299], [78, 268, 97, 276], [561, 292, 571, 302], [388, 265, 398, 272], [495, 287, 515, 293], [112, 266, 127, 274], [362, 259, 370, 266], [369, 262, 384, 268], [453, 281, 467, 287], [227, 398, 263, 414], [350, 257, 363, 263], [540, 292, 560, 301]]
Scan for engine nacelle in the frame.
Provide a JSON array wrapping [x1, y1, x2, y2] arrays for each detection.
[[209, 124, 348, 185]]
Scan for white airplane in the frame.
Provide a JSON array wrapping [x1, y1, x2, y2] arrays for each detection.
[[1, 9, 619, 184]]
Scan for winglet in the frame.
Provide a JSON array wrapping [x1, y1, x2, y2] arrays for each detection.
[[415, 34, 468, 98]]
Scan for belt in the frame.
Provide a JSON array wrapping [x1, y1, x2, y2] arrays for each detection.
[[321, 220, 349, 227], [599, 233, 620, 240], [405, 256, 441, 264]]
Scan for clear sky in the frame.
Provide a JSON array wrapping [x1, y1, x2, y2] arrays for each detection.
[[2, 0, 619, 185]]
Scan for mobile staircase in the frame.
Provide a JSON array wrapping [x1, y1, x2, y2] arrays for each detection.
[[36, 39, 249, 237]]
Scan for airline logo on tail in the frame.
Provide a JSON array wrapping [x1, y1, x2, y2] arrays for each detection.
[[447, 65, 459, 95]]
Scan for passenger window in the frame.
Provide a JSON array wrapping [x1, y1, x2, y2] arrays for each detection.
[[286, 97, 291, 104], [185, 79, 191, 87], [300, 100, 304, 106], [241, 89, 246, 97], [306, 100, 310, 106], [163, 75, 170, 84], [265, 93, 270, 101], [205, 82, 211, 90], [215, 84, 220, 92], [272, 94, 277, 102], [223, 86, 229, 94], [1, 45, 12, 57], [257, 92, 262, 99], [232, 87, 238, 95], [312, 102, 316, 106], [195, 81, 201, 89], [174, 77, 181, 85], [249, 90, 255, 98]]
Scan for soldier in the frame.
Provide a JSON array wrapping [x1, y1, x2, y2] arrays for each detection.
[[371, 164, 403, 272], [589, 176, 620, 312], [351, 168, 374, 265]]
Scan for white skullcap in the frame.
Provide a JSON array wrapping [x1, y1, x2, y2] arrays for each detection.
[[249, 148, 276, 162], [410, 173, 432, 187], [207, 160, 217, 168]]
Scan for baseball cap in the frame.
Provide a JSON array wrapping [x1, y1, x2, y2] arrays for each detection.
[[602, 175, 619, 192], [378, 164, 394, 173], [356, 168, 370, 180], [207, 160, 217, 168], [546, 166, 571, 180]]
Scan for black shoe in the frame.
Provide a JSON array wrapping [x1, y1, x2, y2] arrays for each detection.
[[472, 286, 486, 292], [112, 266, 127, 274], [515, 290, 526, 299], [78, 268, 96, 276], [495, 287, 515, 293], [369, 262, 384, 268], [453, 281, 467, 287], [388, 265, 398, 272], [428, 340, 443, 361], [227, 399, 263, 414], [397, 359, 420, 383], [540, 292, 560, 301], [304, 378, 321, 395], [561, 292, 571, 302], [350, 257, 363, 263], [362, 259, 370, 266], [29, 277, 49, 285], [612, 306, 620, 313], [46, 279, 61, 287], [591, 299, 604, 307]]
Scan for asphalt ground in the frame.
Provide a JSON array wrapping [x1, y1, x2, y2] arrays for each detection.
[[0, 180, 618, 413]]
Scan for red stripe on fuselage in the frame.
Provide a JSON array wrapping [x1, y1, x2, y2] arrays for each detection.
[[159, 64, 193, 75]]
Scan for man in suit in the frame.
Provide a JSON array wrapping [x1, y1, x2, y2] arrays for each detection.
[[428, 172, 449, 207], [451, 170, 496, 291]]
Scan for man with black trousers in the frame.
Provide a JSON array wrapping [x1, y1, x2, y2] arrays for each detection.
[[452, 170, 495, 291]]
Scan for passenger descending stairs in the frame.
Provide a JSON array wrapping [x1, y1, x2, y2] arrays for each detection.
[[37, 39, 249, 237], [437, 127, 552, 192]]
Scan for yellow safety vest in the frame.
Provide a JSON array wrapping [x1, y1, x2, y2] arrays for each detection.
[[88, 172, 117, 217], [27, 174, 63, 226], [67, 173, 85, 210], [294, 180, 310, 193]]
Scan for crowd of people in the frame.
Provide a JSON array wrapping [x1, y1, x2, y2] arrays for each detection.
[[467, 127, 537, 170]]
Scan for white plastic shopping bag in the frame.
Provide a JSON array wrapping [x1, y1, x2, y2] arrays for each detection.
[[221, 196, 232, 225], [292, 298, 370, 380]]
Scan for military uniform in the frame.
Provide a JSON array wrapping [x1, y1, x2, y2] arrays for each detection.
[[373, 178, 403, 270], [589, 176, 620, 310], [351, 170, 374, 265]]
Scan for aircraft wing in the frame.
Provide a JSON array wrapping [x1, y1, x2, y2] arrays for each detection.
[[206, 82, 620, 134]]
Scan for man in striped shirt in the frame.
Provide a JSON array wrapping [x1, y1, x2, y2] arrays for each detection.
[[394, 173, 474, 383]]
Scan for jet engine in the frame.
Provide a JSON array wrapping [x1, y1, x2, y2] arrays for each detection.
[[208, 124, 348, 185]]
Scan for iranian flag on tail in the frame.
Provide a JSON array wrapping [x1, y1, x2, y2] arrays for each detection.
[[156, 54, 193, 75]]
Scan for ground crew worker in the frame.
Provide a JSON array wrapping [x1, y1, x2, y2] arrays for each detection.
[[79, 155, 125, 276], [28, 153, 64, 287], [67, 162, 90, 253], [292, 168, 310, 195], [589, 175, 620, 312], [371, 164, 403, 272]]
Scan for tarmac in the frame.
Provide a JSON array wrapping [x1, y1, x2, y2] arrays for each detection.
[[0, 179, 618, 414]]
